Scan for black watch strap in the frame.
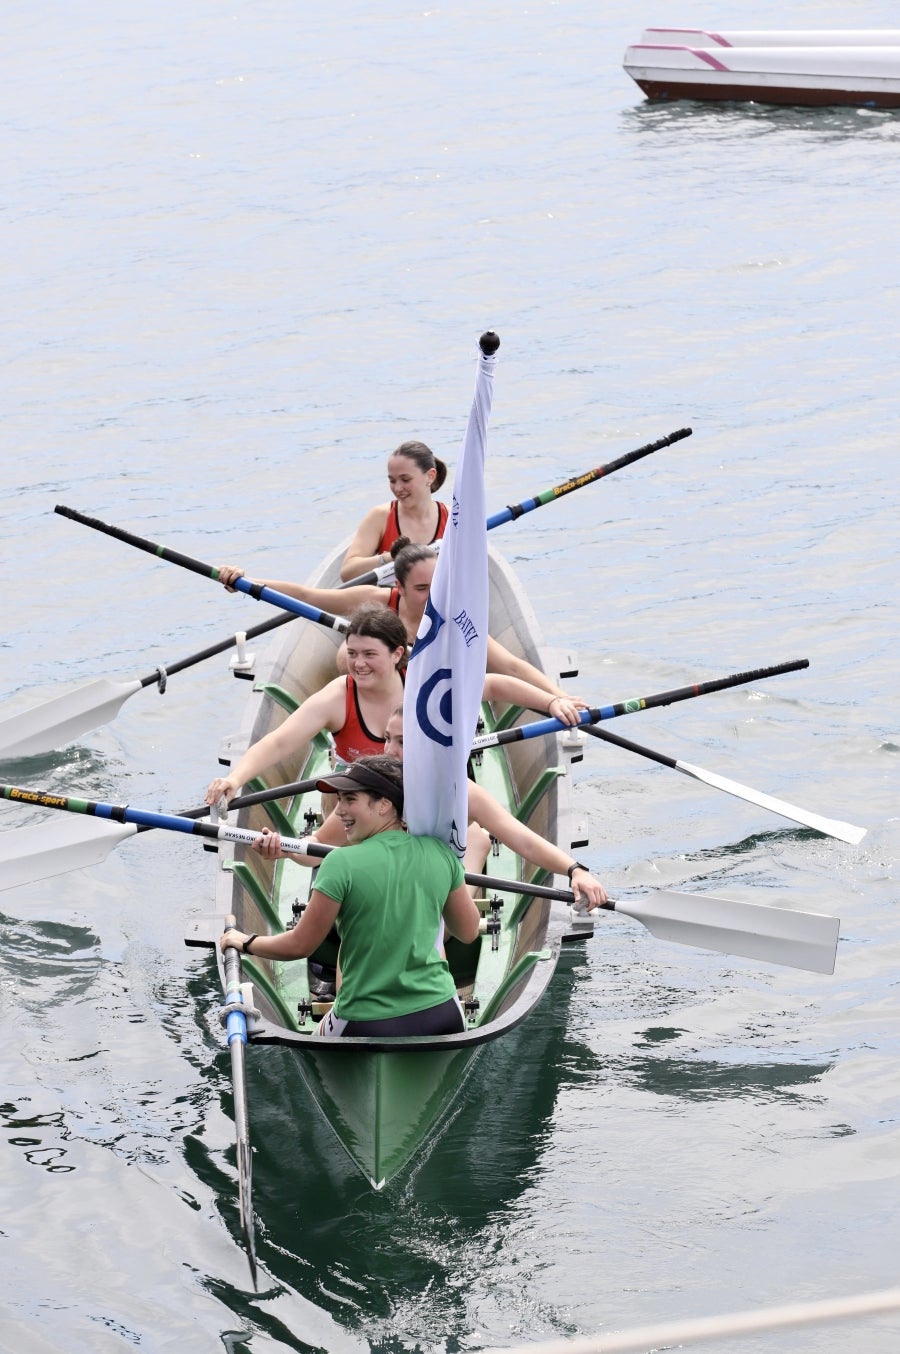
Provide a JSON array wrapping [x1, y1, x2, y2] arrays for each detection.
[[242, 933, 258, 954], [567, 861, 589, 881]]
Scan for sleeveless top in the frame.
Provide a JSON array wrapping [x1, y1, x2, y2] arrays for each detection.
[[331, 677, 386, 763], [377, 499, 449, 555], [387, 586, 401, 613]]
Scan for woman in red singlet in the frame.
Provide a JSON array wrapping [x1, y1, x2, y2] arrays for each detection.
[[204, 606, 407, 825], [340, 441, 449, 582]]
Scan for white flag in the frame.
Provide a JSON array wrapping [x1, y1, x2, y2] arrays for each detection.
[[403, 336, 497, 854]]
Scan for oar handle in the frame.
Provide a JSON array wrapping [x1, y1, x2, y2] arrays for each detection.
[[55, 505, 349, 634], [0, 785, 586, 902], [486, 427, 692, 529], [160, 776, 322, 830], [222, 914, 244, 988]]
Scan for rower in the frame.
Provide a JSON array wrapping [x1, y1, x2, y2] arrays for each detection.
[[221, 756, 481, 1038], [205, 605, 407, 825], [215, 542, 580, 707], [339, 440, 449, 582]]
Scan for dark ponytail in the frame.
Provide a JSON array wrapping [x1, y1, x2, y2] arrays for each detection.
[[393, 440, 448, 494]]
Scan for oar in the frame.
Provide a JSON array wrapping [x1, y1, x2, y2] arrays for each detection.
[[460, 867, 840, 976], [54, 505, 350, 633], [341, 426, 694, 588], [0, 610, 299, 761], [485, 425, 692, 529], [221, 914, 257, 1290], [0, 776, 322, 892], [470, 660, 865, 844], [581, 723, 867, 845], [0, 787, 839, 974], [472, 658, 811, 755]]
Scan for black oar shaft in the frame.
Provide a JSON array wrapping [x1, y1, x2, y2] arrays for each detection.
[[300, 842, 576, 903], [138, 610, 297, 687], [583, 723, 675, 768], [487, 427, 692, 528], [55, 504, 218, 580], [55, 504, 348, 633], [607, 658, 809, 716], [135, 777, 322, 834]]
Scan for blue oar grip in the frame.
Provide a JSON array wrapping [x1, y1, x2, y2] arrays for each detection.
[[225, 1000, 248, 1047]]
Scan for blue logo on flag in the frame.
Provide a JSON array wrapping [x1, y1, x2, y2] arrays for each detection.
[[415, 668, 453, 747], [409, 596, 444, 660]]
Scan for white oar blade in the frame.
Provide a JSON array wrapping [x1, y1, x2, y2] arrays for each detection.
[[617, 890, 840, 975], [0, 817, 138, 892], [0, 677, 144, 760], [676, 760, 867, 846]]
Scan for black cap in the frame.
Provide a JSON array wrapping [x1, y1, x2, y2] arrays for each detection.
[[315, 762, 404, 814]]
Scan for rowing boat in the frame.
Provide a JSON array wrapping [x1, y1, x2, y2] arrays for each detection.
[[623, 30, 900, 108], [184, 541, 585, 1189]]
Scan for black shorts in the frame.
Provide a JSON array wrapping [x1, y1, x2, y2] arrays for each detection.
[[318, 995, 465, 1038]]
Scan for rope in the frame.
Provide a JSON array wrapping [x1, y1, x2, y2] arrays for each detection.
[[483, 1286, 900, 1354]]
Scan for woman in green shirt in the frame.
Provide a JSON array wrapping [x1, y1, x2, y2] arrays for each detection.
[[220, 756, 481, 1037]]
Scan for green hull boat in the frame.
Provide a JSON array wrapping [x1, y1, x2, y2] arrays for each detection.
[[189, 543, 585, 1188]]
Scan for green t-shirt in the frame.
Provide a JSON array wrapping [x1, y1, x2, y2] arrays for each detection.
[[313, 831, 465, 1022]]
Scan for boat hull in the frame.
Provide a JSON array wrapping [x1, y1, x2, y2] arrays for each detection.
[[624, 40, 900, 108], [296, 1042, 479, 1189], [199, 541, 578, 1184]]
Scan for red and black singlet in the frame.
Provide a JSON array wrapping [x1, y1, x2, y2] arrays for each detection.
[[377, 499, 449, 556], [331, 677, 386, 764]]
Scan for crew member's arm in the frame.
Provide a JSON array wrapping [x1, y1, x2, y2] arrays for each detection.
[[205, 678, 346, 806], [462, 823, 492, 897], [467, 782, 608, 909], [221, 889, 339, 960], [442, 883, 482, 944], [216, 564, 379, 613], [340, 504, 393, 581], [485, 635, 585, 708], [482, 671, 584, 726]]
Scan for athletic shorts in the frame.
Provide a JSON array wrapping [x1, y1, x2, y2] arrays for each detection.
[[318, 994, 465, 1038]]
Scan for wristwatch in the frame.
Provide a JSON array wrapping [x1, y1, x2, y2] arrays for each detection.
[[566, 862, 589, 881]]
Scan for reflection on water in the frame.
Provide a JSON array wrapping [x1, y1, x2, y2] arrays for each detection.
[[625, 1041, 834, 1103], [0, 913, 100, 1003], [622, 96, 900, 142]]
